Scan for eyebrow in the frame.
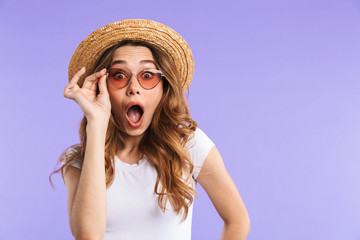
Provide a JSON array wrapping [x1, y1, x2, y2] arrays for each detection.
[[111, 60, 156, 66]]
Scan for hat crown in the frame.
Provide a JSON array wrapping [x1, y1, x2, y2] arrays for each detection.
[[68, 19, 194, 93]]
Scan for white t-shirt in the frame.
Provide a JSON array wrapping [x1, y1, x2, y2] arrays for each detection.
[[62, 127, 215, 240]]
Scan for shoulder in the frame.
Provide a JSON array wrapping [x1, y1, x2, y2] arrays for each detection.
[[186, 127, 215, 155], [186, 127, 216, 180]]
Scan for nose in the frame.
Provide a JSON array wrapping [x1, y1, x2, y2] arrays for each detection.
[[126, 73, 141, 96]]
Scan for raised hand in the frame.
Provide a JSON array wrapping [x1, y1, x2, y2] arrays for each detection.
[[64, 67, 111, 127]]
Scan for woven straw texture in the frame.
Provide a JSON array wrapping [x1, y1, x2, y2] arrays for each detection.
[[68, 19, 194, 92]]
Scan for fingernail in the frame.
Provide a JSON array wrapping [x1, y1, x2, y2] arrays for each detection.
[[81, 67, 85, 71], [101, 68, 106, 73]]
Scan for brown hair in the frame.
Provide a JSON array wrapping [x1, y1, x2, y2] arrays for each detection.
[[49, 40, 198, 221]]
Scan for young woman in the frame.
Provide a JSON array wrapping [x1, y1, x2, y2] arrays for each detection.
[[50, 19, 250, 240]]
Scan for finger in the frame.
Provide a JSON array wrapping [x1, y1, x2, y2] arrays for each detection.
[[64, 67, 85, 96], [98, 73, 109, 95], [88, 69, 107, 92], [89, 72, 104, 92], [70, 67, 86, 85], [64, 84, 78, 99], [83, 68, 107, 89], [64, 67, 85, 99], [63, 87, 73, 99], [64, 80, 81, 99]]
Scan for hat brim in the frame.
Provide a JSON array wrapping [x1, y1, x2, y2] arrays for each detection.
[[68, 19, 194, 93]]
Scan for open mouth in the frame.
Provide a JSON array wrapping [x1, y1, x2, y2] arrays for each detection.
[[127, 105, 144, 123], [125, 102, 145, 128]]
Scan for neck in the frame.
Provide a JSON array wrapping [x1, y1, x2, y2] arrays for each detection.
[[116, 132, 144, 164], [122, 134, 142, 152]]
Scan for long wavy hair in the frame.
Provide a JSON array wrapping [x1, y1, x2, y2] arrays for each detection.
[[49, 40, 198, 221]]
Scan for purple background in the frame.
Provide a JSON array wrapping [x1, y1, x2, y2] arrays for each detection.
[[1, 0, 359, 239]]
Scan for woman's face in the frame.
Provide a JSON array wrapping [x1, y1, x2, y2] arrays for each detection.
[[107, 45, 163, 137]]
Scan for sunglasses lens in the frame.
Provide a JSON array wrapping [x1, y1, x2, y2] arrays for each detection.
[[108, 69, 130, 88], [139, 70, 162, 89]]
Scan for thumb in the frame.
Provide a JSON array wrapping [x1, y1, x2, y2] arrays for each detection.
[[98, 74, 109, 95]]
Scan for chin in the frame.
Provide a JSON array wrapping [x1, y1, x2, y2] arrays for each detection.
[[124, 128, 146, 137], [115, 113, 151, 138], [122, 121, 150, 138]]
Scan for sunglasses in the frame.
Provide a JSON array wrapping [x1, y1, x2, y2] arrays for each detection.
[[107, 68, 164, 90]]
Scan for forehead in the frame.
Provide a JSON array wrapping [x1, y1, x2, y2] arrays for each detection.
[[112, 45, 155, 64]]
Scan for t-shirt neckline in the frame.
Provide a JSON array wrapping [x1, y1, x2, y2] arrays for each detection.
[[115, 154, 147, 168]]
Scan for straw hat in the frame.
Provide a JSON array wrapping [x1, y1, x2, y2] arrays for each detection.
[[68, 19, 194, 92]]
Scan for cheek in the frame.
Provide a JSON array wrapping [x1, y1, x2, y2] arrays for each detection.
[[146, 90, 163, 116], [109, 93, 124, 116]]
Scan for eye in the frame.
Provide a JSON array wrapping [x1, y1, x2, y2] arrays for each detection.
[[112, 70, 129, 80], [141, 70, 156, 80], [114, 72, 127, 80]]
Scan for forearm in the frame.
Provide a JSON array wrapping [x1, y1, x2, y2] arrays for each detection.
[[220, 222, 250, 240], [70, 122, 107, 239]]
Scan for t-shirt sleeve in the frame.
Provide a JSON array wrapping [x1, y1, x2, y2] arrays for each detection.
[[61, 147, 83, 170], [186, 127, 215, 181]]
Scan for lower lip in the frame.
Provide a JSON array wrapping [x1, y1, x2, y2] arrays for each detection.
[[125, 113, 144, 128]]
